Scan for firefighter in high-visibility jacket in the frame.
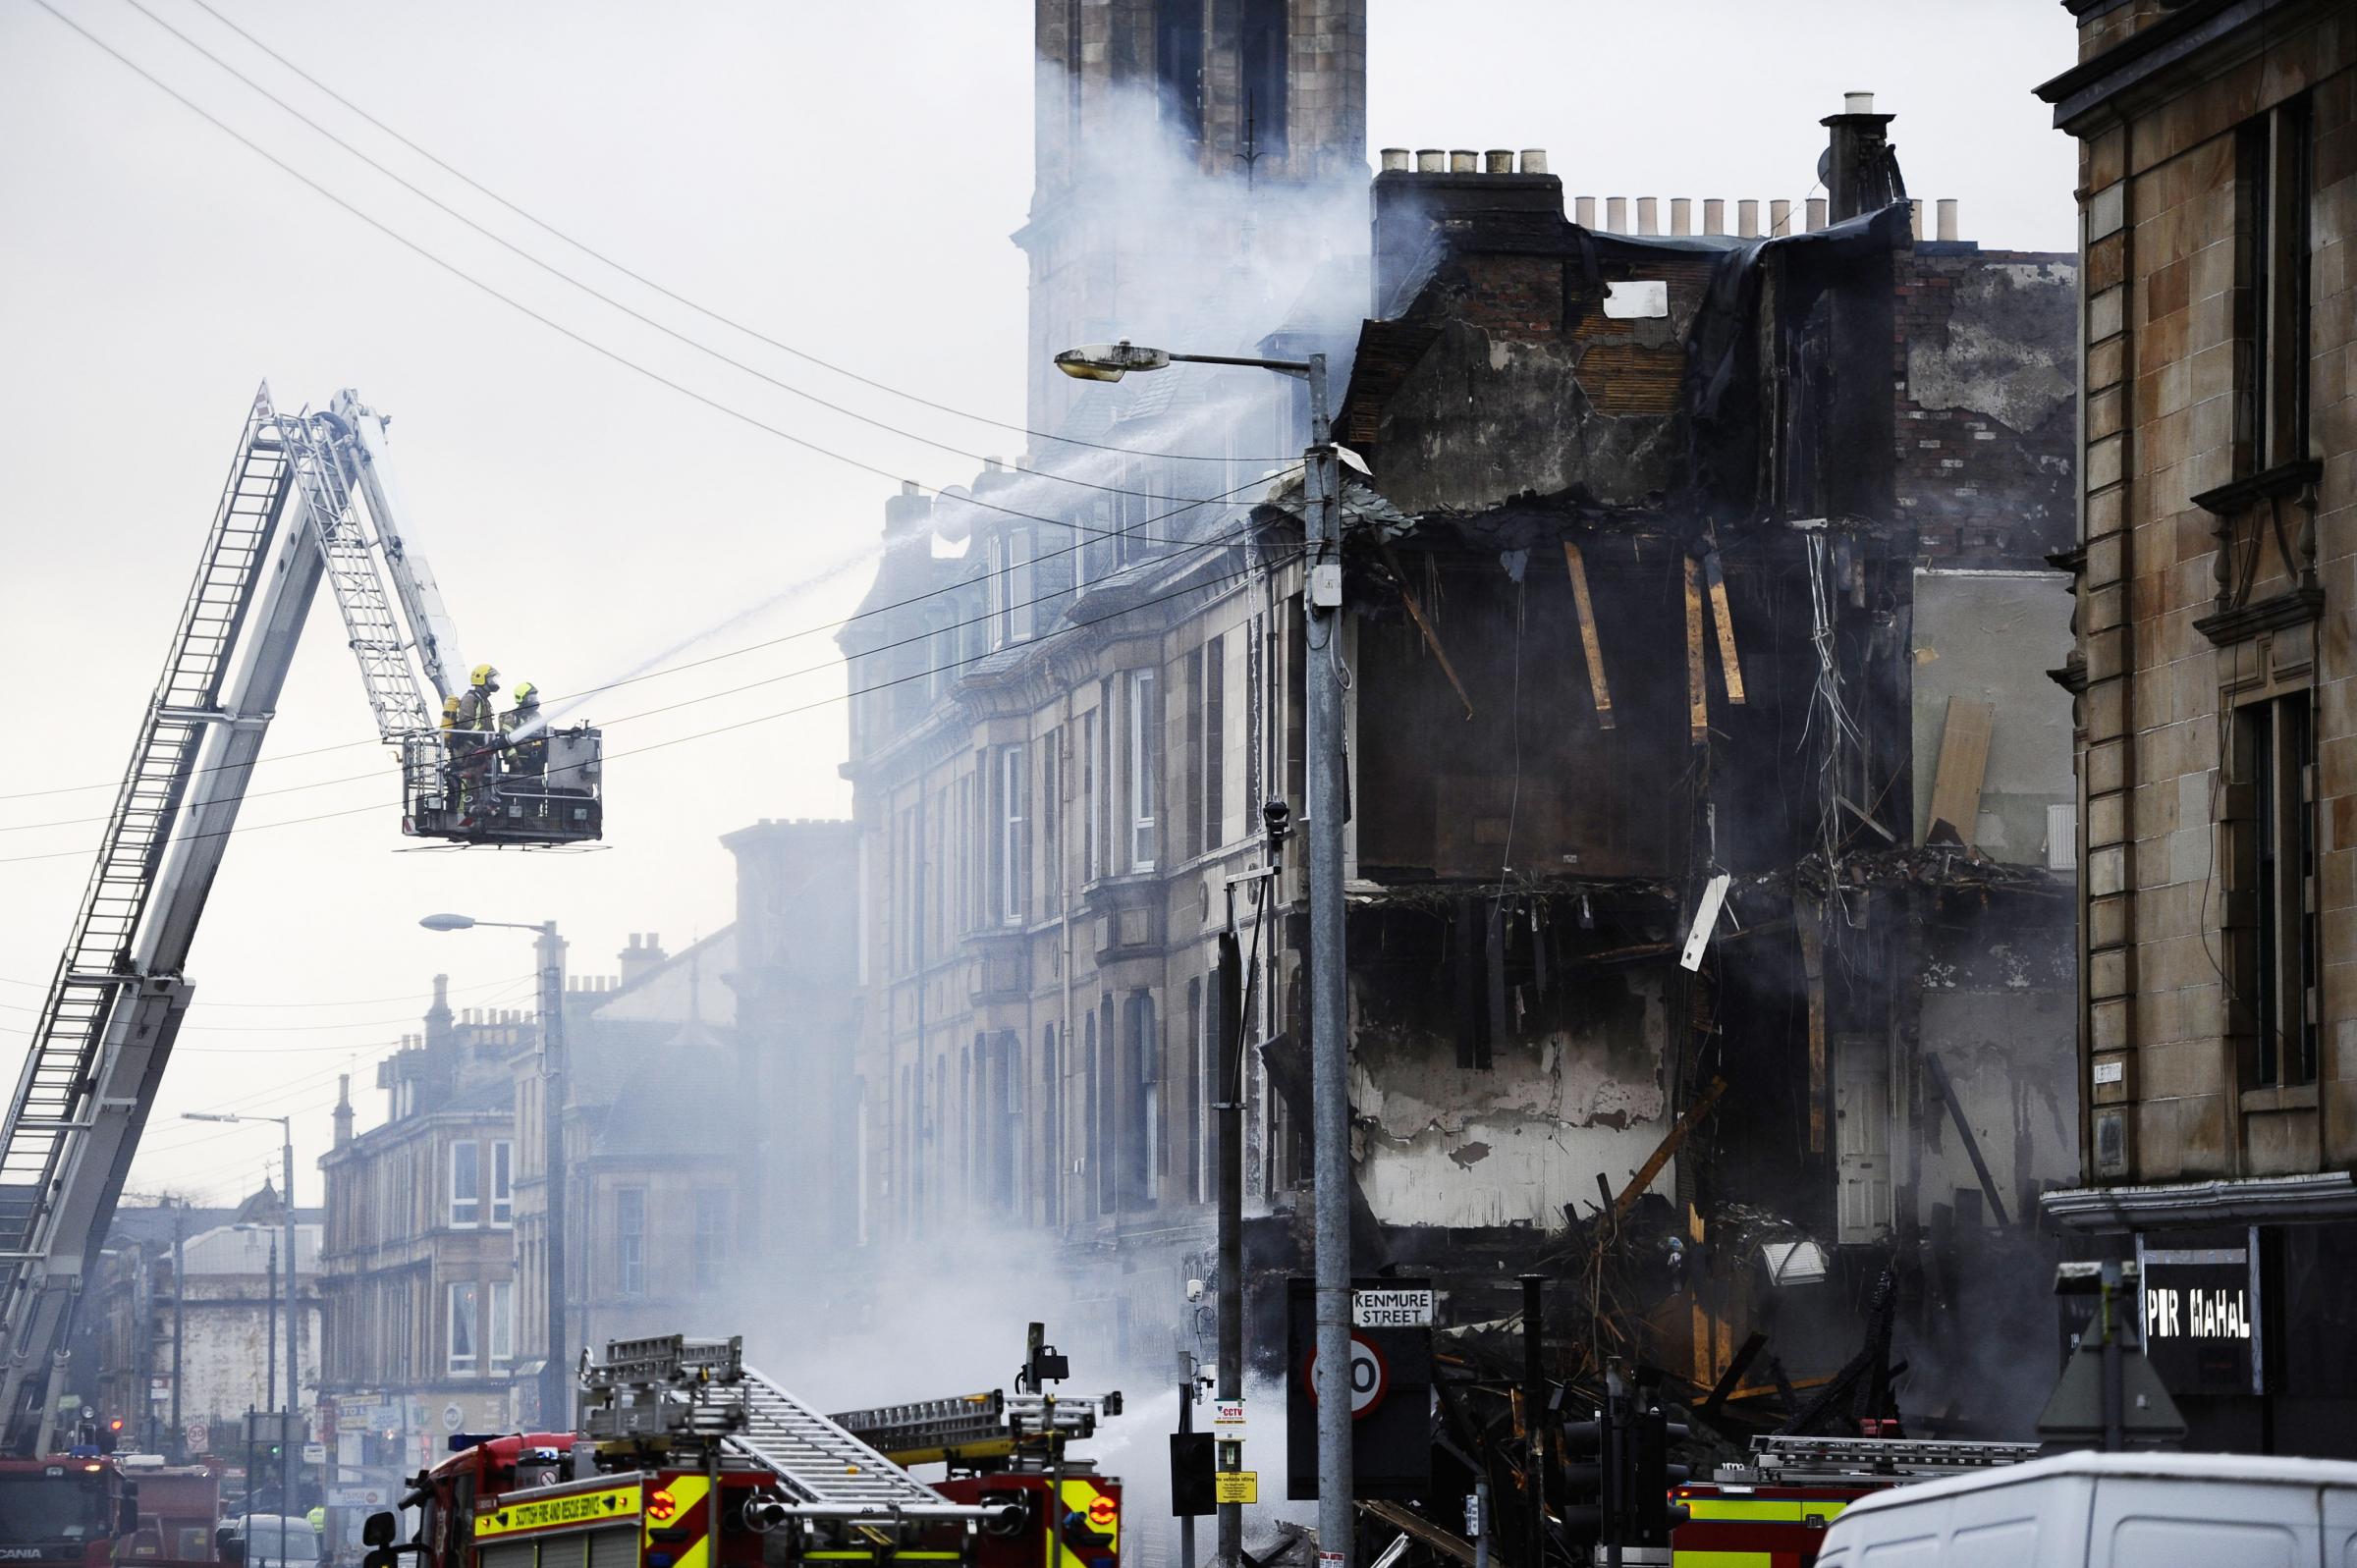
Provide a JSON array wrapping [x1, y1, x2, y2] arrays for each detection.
[[502, 681, 546, 781], [449, 664, 501, 819]]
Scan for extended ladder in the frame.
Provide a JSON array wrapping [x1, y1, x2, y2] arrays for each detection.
[[0, 388, 321, 1452]]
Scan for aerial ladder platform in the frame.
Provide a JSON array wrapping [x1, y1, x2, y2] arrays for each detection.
[[0, 387, 603, 1454]]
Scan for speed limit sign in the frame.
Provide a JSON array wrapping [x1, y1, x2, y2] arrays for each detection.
[[1303, 1331, 1391, 1418]]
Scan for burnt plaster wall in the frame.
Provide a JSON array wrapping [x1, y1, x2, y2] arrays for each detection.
[[1349, 904, 1673, 1228], [1371, 245, 1721, 516], [1896, 246, 2080, 568], [1909, 568, 2078, 863]]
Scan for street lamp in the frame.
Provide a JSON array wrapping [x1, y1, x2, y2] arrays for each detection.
[[1057, 341, 1350, 1568], [420, 913, 568, 1431], [182, 1112, 297, 1537]]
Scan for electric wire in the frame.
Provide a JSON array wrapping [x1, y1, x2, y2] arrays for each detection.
[[0, 547, 1298, 867], [35, 0, 1272, 533], [115, 0, 1267, 504], [0, 969, 530, 1007], [0, 444, 1295, 808], [168, 0, 1292, 466], [0, 474, 1288, 836]]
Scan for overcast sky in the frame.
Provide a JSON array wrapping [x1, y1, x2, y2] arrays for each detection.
[[0, 0, 2079, 1207]]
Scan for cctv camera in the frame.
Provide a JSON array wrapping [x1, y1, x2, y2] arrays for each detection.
[[1185, 1278, 1205, 1302]]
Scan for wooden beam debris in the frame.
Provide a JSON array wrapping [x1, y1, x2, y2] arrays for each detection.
[[1701, 548, 1746, 704], [1612, 1074, 1727, 1220], [1683, 555, 1709, 743], [1924, 696, 1995, 846], [1374, 535, 1474, 720], [1561, 541, 1615, 729]]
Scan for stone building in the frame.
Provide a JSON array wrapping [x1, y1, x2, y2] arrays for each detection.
[[316, 987, 532, 1476], [2036, 0, 2357, 1451], [82, 1190, 316, 1457], [838, 0, 2086, 1435]]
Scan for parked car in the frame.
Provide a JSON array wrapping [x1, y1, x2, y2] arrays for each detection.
[[1814, 1450, 2357, 1565], [214, 1515, 323, 1568]]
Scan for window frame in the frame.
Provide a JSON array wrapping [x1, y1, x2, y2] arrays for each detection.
[[446, 1281, 479, 1377], [615, 1186, 647, 1299], [486, 1280, 514, 1374], [1128, 669, 1159, 872], [489, 1140, 513, 1228], [1000, 743, 1029, 927], [448, 1140, 480, 1230]]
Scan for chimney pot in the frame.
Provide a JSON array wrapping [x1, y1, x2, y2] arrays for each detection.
[[1937, 197, 1958, 242], [1910, 198, 1925, 241], [1483, 149, 1513, 174], [1806, 196, 1828, 232], [1738, 198, 1760, 238], [1605, 196, 1627, 234], [900, 480, 918, 496], [1449, 149, 1477, 174], [1574, 195, 1596, 228], [1771, 198, 1791, 237], [1703, 198, 1725, 236], [1844, 91, 1875, 115], [1671, 197, 1691, 236], [1518, 149, 1547, 175], [1380, 147, 1410, 173], [1636, 196, 1658, 235], [1415, 148, 1445, 173]]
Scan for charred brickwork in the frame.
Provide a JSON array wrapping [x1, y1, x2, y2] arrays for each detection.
[[1296, 98, 2083, 1436]]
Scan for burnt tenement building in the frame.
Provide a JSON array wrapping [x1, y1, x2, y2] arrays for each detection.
[[2037, 0, 2357, 1452]]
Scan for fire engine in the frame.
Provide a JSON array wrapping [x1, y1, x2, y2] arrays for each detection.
[[362, 1328, 1122, 1568], [1670, 1433, 2038, 1566], [0, 1455, 137, 1568]]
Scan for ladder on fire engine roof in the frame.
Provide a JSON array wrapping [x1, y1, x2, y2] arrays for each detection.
[[582, 1336, 954, 1518], [1742, 1433, 2042, 1481], [0, 386, 466, 1457]]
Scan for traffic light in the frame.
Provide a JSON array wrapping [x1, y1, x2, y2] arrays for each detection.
[[1555, 1409, 1611, 1542], [1627, 1406, 1692, 1546], [1169, 1433, 1216, 1517]]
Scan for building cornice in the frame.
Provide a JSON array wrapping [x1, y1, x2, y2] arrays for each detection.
[[2041, 1171, 2357, 1230], [2034, 0, 2314, 131]]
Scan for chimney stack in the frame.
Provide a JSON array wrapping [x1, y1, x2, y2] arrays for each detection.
[[333, 1074, 354, 1150], [1822, 90, 1902, 223], [618, 933, 667, 990]]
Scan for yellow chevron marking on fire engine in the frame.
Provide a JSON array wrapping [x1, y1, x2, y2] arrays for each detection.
[[1051, 1479, 1118, 1568], [474, 1484, 642, 1538], [644, 1475, 712, 1568]]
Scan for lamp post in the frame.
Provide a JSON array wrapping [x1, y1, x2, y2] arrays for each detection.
[[1056, 343, 1350, 1568], [183, 1113, 297, 1532], [420, 913, 568, 1429]]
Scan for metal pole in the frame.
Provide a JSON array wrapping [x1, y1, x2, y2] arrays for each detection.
[[538, 922, 569, 1431], [171, 1203, 185, 1459], [2100, 1261, 2123, 1453], [1216, 931, 1245, 1568], [282, 1123, 298, 1523], [1471, 1480, 1489, 1568], [1519, 1277, 1544, 1568], [1303, 351, 1352, 1568], [1178, 1356, 1197, 1568]]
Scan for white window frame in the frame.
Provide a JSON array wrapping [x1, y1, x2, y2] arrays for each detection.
[[489, 1140, 513, 1227], [448, 1141, 480, 1229], [1001, 744, 1028, 927], [616, 1187, 646, 1298], [487, 1280, 514, 1374], [1128, 669, 1158, 872], [446, 1281, 479, 1377]]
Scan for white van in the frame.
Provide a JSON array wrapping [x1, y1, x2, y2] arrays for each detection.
[[1814, 1450, 2357, 1566]]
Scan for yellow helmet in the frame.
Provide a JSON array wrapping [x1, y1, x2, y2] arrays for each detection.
[[470, 663, 499, 687], [513, 681, 538, 704]]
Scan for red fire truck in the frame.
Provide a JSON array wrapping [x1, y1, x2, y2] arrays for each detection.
[[0, 1456, 137, 1568], [1670, 1434, 2037, 1566], [364, 1329, 1121, 1568]]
